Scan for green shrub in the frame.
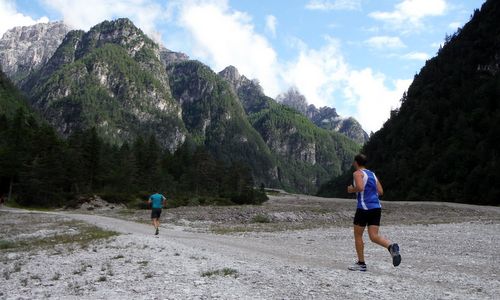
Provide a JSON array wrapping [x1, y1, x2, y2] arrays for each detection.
[[98, 192, 134, 204], [251, 214, 271, 223], [204, 197, 235, 206], [127, 197, 149, 209], [0, 239, 16, 249], [165, 197, 189, 208], [201, 268, 238, 278]]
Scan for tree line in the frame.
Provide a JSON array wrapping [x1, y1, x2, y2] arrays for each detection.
[[0, 109, 267, 208]]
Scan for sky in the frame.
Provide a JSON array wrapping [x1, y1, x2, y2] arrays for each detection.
[[0, 0, 486, 133]]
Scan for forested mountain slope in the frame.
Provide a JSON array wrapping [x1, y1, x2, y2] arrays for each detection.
[[319, 0, 500, 205]]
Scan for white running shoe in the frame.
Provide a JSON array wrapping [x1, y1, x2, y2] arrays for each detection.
[[348, 262, 367, 272]]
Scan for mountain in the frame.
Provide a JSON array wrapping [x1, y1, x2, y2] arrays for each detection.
[[167, 61, 278, 186], [309, 107, 369, 145], [20, 18, 186, 151], [276, 87, 369, 144], [219, 66, 359, 193], [0, 22, 70, 83], [218, 65, 271, 114], [1, 19, 359, 193], [319, 0, 500, 205]]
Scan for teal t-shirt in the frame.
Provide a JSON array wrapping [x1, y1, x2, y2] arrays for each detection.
[[150, 193, 165, 209]]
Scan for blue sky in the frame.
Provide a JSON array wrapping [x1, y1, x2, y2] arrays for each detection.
[[0, 0, 486, 132]]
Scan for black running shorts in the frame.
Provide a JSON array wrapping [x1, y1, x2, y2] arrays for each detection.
[[353, 208, 381, 227], [151, 208, 162, 219]]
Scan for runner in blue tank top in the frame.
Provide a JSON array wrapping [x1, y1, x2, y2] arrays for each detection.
[[347, 154, 401, 271]]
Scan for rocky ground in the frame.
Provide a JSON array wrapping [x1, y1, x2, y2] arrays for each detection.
[[0, 194, 499, 299]]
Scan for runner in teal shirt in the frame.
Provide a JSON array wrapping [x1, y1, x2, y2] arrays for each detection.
[[148, 192, 166, 235]]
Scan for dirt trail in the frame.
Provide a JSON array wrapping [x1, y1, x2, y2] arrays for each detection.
[[6, 209, 346, 270]]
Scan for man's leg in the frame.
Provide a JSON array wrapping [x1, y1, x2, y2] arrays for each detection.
[[354, 225, 366, 263], [368, 225, 401, 266], [348, 224, 368, 271], [153, 218, 159, 235], [367, 225, 391, 248]]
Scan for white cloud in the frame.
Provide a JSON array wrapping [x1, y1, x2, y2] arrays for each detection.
[[402, 51, 429, 61], [369, 0, 448, 31], [283, 37, 349, 108], [41, 0, 165, 42], [448, 21, 461, 29], [365, 36, 406, 50], [265, 15, 277, 37], [0, 0, 49, 38], [345, 70, 411, 133], [284, 37, 411, 133], [176, 0, 281, 97], [306, 0, 361, 11], [327, 23, 339, 29], [430, 42, 442, 48]]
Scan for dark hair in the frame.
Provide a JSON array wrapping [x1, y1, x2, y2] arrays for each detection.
[[354, 154, 367, 166]]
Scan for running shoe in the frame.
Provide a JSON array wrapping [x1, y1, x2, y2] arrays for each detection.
[[155, 228, 159, 235], [348, 262, 367, 272], [389, 243, 401, 266]]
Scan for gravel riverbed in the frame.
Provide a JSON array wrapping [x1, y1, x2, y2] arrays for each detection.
[[1, 195, 499, 299]]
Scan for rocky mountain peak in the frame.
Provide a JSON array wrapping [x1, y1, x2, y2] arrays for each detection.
[[219, 65, 241, 81], [276, 87, 308, 115], [219, 65, 267, 92], [277, 87, 368, 144], [0, 21, 70, 82], [219, 65, 252, 92], [159, 46, 189, 66], [312, 106, 340, 122], [76, 18, 158, 60]]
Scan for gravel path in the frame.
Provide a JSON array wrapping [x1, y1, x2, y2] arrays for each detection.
[[1, 197, 499, 299]]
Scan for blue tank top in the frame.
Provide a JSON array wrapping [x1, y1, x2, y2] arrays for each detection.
[[355, 169, 381, 210]]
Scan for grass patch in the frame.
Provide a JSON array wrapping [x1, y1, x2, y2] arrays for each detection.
[[251, 214, 271, 223], [201, 268, 238, 278], [112, 254, 124, 259], [117, 209, 137, 215], [1, 222, 118, 252], [137, 260, 149, 266], [4, 200, 57, 211], [0, 240, 17, 250], [265, 190, 283, 196]]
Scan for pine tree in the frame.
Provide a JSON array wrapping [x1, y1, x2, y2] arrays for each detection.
[[18, 124, 66, 206], [82, 127, 101, 191], [0, 109, 33, 201]]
